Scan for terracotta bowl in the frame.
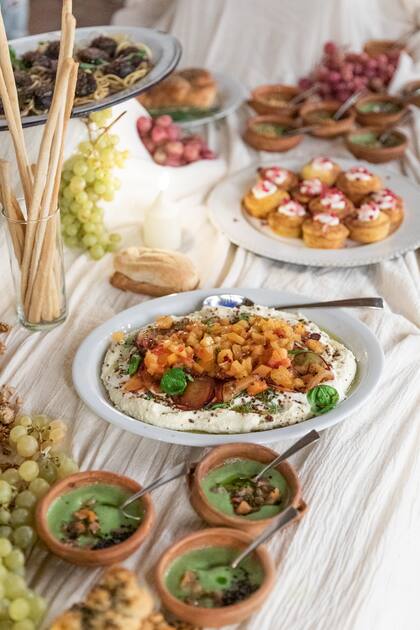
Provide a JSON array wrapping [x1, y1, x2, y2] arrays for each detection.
[[299, 99, 355, 138], [248, 84, 301, 116], [345, 126, 408, 163], [402, 80, 420, 107], [155, 527, 276, 627], [188, 443, 307, 535], [363, 39, 406, 58], [355, 94, 407, 128], [36, 470, 155, 566], [244, 114, 303, 152]]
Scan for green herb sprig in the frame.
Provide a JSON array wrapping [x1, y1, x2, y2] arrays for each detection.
[[160, 368, 193, 395], [307, 385, 339, 415]]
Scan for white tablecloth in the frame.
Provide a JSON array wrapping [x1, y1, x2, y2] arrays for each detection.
[[1, 1, 420, 628]]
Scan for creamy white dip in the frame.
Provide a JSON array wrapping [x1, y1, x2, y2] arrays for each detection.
[[101, 305, 357, 434]]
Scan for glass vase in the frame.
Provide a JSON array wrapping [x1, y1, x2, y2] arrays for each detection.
[[2, 205, 67, 331]]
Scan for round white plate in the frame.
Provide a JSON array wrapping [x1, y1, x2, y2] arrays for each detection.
[[72, 288, 384, 446], [177, 72, 246, 128], [3, 25, 181, 130], [207, 158, 420, 267]]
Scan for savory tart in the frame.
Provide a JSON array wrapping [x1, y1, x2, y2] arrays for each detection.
[[308, 188, 354, 219], [302, 213, 349, 249], [267, 199, 306, 238], [291, 178, 325, 204], [369, 188, 404, 233], [345, 202, 391, 243], [336, 166, 382, 204], [101, 305, 357, 433], [257, 166, 298, 191], [300, 157, 341, 185], [242, 179, 289, 218]]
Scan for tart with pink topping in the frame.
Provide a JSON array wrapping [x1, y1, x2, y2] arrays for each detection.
[[291, 178, 325, 205], [367, 188, 404, 233], [242, 178, 290, 218], [268, 199, 307, 238], [300, 157, 341, 186], [336, 166, 382, 205], [308, 187, 354, 219], [345, 202, 390, 243], [257, 166, 298, 191], [302, 213, 349, 249]]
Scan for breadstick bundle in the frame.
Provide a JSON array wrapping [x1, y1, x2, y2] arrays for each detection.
[[0, 0, 77, 328]]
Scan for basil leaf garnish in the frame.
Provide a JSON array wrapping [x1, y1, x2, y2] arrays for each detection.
[[160, 368, 191, 395], [307, 384, 339, 415], [127, 354, 142, 376]]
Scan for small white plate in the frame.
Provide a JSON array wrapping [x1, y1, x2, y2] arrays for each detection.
[[207, 158, 420, 267], [3, 25, 181, 130], [72, 288, 384, 446], [177, 72, 246, 128]]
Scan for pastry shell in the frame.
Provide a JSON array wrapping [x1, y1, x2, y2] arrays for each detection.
[[242, 188, 290, 218], [345, 211, 391, 243], [308, 193, 354, 219], [300, 160, 341, 186], [268, 209, 306, 238], [336, 171, 382, 205], [257, 166, 298, 191], [302, 219, 349, 249]]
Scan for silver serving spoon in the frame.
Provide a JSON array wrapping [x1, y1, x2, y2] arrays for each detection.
[[333, 89, 365, 120], [379, 109, 412, 144], [202, 294, 384, 310], [231, 505, 299, 569], [251, 429, 319, 483]]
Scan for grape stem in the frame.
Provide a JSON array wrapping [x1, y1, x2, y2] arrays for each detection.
[[94, 110, 127, 144]]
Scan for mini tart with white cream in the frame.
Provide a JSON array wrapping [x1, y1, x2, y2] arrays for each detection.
[[302, 213, 349, 249], [257, 166, 298, 191], [300, 157, 341, 186], [243, 178, 290, 218], [367, 188, 404, 233], [336, 166, 382, 205], [345, 201, 391, 243], [268, 199, 307, 238], [308, 188, 354, 219], [291, 178, 325, 204]]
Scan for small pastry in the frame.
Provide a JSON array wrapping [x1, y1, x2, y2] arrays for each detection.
[[369, 188, 404, 233], [242, 178, 289, 218], [50, 566, 154, 630], [268, 199, 307, 238], [345, 201, 391, 243], [291, 177, 325, 204], [257, 166, 298, 191], [300, 156, 341, 185], [308, 188, 354, 219], [110, 247, 199, 296], [336, 166, 382, 205], [302, 213, 349, 249]]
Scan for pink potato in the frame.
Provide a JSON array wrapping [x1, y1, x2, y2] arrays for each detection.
[[201, 148, 216, 159], [183, 143, 201, 163], [165, 156, 186, 167], [166, 125, 182, 141], [142, 137, 156, 153], [165, 141, 184, 157], [136, 116, 153, 136], [155, 114, 173, 128], [151, 125, 168, 145], [153, 148, 168, 164]]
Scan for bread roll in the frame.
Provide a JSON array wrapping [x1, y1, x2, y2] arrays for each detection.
[[110, 247, 200, 296]]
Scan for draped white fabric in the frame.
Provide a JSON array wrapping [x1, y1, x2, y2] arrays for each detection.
[[0, 1, 419, 628]]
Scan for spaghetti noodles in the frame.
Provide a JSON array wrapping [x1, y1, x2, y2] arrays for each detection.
[[3, 34, 153, 117]]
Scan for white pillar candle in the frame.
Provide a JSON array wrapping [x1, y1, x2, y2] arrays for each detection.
[[142, 188, 182, 251]]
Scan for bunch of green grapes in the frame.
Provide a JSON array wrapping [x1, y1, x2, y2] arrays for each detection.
[[0, 414, 79, 629], [59, 108, 129, 260]]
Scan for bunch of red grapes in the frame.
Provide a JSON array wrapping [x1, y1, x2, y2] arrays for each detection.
[[299, 41, 401, 102], [136, 115, 216, 166]]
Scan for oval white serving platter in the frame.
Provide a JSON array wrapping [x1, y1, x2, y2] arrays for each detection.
[[72, 288, 384, 446], [207, 157, 420, 267], [3, 25, 181, 130]]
